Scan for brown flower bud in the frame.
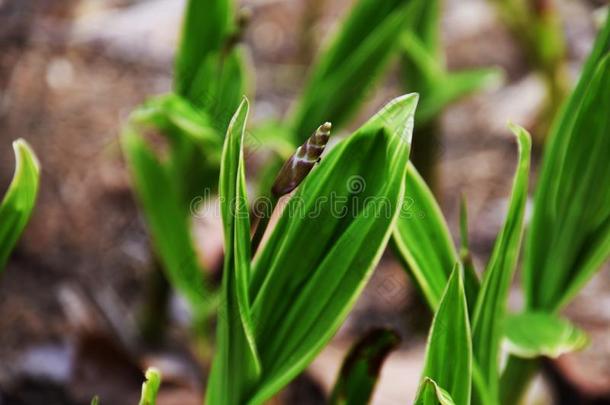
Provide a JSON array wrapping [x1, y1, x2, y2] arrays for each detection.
[[271, 122, 332, 198]]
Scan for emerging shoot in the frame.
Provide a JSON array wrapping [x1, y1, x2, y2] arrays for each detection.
[[251, 122, 332, 254], [271, 121, 332, 198]]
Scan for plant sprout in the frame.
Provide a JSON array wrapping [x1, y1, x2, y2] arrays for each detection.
[[0, 139, 39, 272]]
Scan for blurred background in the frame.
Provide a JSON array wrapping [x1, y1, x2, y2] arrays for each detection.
[[0, 0, 608, 404]]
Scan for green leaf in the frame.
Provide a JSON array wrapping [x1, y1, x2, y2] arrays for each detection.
[[290, 0, 412, 141], [546, 11, 610, 141], [174, 0, 233, 97], [130, 93, 221, 150], [392, 162, 458, 309], [187, 47, 249, 131], [247, 94, 418, 404], [459, 195, 480, 318], [206, 98, 261, 405], [504, 312, 589, 359], [138, 367, 161, 405], [415, 378, 456, 405], [420, 264, 472, 405], [329, 328, 400, 405], [121, 126, 211, 327], [130, 93, 223, 206], [0, 139, 40, 271], [471, 124, 531, 404], [90, 396, 99, 405], [525, 50, 610, 311], [400, 25, 443, 96], [405, 0, 441, 58], [399, 0, 442, 103], [173, 0, 247, 120]]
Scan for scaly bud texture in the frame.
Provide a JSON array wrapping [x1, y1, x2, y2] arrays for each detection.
[[271, 122, 332, 198]]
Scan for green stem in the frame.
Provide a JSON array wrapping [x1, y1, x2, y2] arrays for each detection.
[[500, 355, 539, 405], [251, 194, 279, 256], [139, 258, 171, 346]]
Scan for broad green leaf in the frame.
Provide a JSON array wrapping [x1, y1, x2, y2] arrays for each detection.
[[290, 0, 412, 141], [247, 94, 417, 404], [504, 312, 589, 359], [206, 98, 261, 405], [121, 127, 211, 327], [174, 0, 233, 97], [0, 139, 40, 271], [138, 368, 161, 405], [392, 162, 458, 309], [90, 396, 99, 405], [415, 378, 456, 405], [420, 264, 472, 405], [525, 41, 610, 311], [471, 124, 531, 404], [329, 328, 400, 405]]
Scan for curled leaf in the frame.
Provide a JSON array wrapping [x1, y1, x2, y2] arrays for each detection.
[[392, 162, 458, 310], [504, 312, 589, 359], [0, 139, 40, 272]]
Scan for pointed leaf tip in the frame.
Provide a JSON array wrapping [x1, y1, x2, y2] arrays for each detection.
[[1, 138, 40, 271], [415, 377, 457, 405], [421, 263, 472, 405], [507, 122, 532, 151], [365, 93, 418, 146], [12, 139, 41, 173]]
